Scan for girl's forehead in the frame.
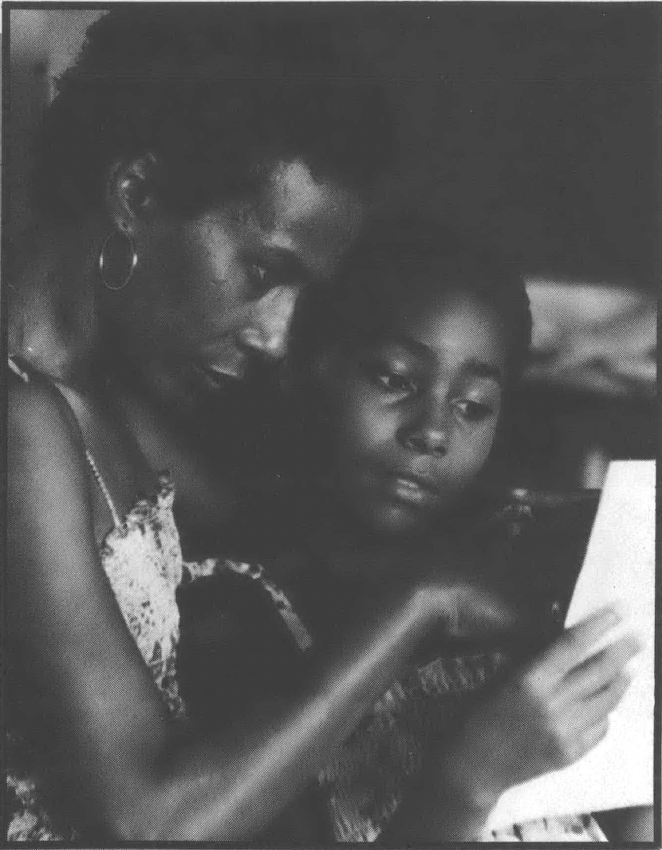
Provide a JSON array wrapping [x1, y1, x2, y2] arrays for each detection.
[[384, 286, 506, 362]]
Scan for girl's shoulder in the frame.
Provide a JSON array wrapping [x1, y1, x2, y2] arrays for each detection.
[[475, 488, 600, 622], [472, 487, 599, 549]]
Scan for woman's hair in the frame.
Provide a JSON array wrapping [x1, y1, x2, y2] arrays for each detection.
[[34, 7, 396, 221], [289, 209, 532, 387]]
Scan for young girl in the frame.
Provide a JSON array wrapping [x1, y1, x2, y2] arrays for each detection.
[[179, 211, 645, 842]]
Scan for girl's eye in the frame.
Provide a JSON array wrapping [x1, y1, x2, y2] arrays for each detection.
[[454, 399, 492, 422], [375, 370, 418, 395]]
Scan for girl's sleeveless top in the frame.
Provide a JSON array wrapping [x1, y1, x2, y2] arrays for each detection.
[[6, 358, 605, 843]]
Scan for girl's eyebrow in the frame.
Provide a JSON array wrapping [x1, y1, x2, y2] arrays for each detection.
[[373, 337, 504, 387], [375, 334, 431, 358], [462, 358, 504, 387]]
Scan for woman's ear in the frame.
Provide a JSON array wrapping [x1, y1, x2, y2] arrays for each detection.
[[105, 153, 159, 235]]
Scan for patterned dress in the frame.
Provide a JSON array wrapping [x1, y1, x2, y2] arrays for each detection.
[[5, 463, 187, 841]]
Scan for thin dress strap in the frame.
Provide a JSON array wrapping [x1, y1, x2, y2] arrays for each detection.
[[8, 356, 30, 383], [84, 451, 123, 529], [9, 356, 124, 530]]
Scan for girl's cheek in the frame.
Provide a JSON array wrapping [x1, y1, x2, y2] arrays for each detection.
[[340, 396, 392, 456], [477, 427, 500, 466]]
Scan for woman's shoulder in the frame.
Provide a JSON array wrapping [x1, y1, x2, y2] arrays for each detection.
[[8, 361, 94, 551], [9, 359, 82, 443]]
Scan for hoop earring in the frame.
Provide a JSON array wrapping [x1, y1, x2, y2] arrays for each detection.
[[98, 229, 138, 292]]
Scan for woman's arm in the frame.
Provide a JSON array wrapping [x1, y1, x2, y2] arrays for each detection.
[[9, 376, 513, 842]]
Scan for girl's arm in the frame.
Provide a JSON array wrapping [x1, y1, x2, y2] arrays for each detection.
[[381, 611, 640, 843], [8, 375, 512, 842]]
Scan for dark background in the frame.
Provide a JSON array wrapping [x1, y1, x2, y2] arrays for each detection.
[[9, 3, 660, 289], [7, 3, 659, 489]]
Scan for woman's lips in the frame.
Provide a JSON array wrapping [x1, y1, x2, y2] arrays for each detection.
[[193, 361, 245, 393]]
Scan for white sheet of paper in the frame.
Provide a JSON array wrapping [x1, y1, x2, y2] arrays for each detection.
[[486, 460, 655, 831]]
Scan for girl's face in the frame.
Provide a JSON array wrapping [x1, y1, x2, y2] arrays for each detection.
[[320, 286, 507, 536]]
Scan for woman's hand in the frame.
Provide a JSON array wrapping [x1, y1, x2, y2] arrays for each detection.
[[411, 535, 522, 644], [444, 607, 641, 809]]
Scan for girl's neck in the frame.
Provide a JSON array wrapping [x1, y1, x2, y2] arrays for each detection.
[[271, 482, 500, 585], [270, 495, 438, 618]]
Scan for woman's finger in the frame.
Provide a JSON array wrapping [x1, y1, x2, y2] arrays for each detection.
[[563, 633, 641, 701], [445, 584, 518, 638]]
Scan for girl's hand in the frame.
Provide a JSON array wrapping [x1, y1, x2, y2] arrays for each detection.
[[444, 607, 641, 808]]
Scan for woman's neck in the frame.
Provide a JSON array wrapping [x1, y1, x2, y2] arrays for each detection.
[[9, 215, 105, 388]]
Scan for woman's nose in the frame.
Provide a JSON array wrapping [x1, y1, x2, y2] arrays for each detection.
[[236, 286, 300, 360], [398, 407, 449, 458]]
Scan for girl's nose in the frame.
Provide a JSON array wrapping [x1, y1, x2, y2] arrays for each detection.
[[237, 286, 299, 360], [398, 406, 449, 458]]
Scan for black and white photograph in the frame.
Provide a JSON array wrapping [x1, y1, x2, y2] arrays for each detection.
[[3, 3, 659, 844]]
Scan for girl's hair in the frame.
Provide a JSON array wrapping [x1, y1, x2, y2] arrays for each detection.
[[34, 7, 396, 222], [289, 209, 532, 386]]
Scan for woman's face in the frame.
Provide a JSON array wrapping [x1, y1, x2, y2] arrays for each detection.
[[114, 159, 364, 416], [319, 286, 507, 536]]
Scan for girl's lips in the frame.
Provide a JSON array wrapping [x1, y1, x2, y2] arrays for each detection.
[[392, 469, 440, 493], [387, 472, 441, 507]]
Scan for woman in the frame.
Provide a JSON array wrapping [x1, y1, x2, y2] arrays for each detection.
[[6, 8, 529, 843]]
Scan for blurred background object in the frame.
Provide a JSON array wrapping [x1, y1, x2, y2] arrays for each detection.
[[7, 4, 658, 490], [516, 281, 656, 489]]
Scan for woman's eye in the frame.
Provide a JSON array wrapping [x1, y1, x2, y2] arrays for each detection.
[[248, 263, 274, 295], [454, 399, 492, 422]]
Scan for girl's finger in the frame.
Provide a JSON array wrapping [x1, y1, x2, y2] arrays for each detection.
[[537, 607, 621, 678], [573, 717, 610, 761], [575, 671, 633, 729], [562, 673, 630, 746], [563, 633, 641, 701]]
